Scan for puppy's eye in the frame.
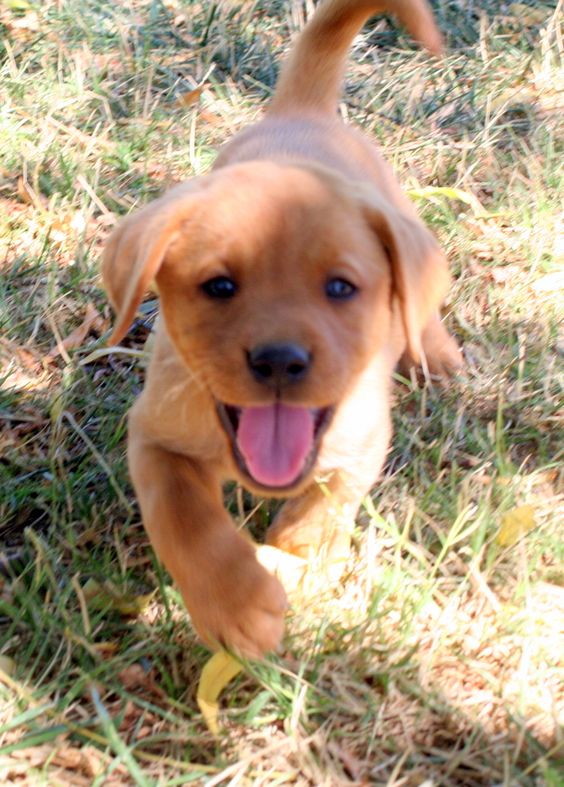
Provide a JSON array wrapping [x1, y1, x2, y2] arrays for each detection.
[[201, 276, 238, 299], [325, 277, 357, 300]]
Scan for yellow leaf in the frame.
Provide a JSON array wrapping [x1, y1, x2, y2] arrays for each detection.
[[82, 578, 155, 616], [92, 642, 119, 658], [0, 655, 16, 677], [407, 186, 487, 217], [497, 504, 536, 547], [196, 650, 243, 735], [6, 0, 34, 10]]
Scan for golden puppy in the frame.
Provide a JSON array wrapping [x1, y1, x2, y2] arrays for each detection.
[[102, 0, 462, 658]]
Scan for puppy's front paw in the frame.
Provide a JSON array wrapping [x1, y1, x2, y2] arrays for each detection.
[[401, 317, 464, 380], [422, 316, 464, 378], [426, 330, 464, 377], [184, 543, 287, 660]]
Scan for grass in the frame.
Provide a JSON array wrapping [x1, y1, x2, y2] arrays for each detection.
[[0, 0, 562, 783]]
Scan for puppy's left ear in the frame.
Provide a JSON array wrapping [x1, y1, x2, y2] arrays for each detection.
[[363, 195, 450, 364]]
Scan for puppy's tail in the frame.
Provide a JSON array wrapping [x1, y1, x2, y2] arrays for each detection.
[[268, 0, 442, 117]]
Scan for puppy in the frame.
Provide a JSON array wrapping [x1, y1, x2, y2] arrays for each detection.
[[102, 0, 462, 658]]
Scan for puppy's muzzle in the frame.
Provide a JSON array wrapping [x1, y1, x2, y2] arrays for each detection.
[[247, 342, 311, 389]]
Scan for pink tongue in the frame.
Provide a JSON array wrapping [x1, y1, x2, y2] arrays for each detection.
[[237, 403, 314, 487]]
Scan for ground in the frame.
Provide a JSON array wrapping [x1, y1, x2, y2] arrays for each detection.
[[0, 1, 562, 785]]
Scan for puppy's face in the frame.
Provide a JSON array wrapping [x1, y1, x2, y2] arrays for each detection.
[[103, 161, 448, 493], [156, 164, 390, 491]]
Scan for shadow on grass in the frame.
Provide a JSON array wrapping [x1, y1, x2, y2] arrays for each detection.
[[1, 307, 561, 783], [1, 547, 560, 785]]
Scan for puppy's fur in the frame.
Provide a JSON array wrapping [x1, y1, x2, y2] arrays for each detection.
[[103, 0, 462, 658]]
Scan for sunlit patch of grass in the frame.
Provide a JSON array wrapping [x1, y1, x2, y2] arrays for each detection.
[[1, 0, 562, 784]]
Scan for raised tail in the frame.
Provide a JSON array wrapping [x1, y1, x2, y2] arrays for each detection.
[[268, 0, 442, 117]]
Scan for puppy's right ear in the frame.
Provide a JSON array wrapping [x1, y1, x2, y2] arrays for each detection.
[[102, 182, 202, 345], [359, 192, 450, 367]]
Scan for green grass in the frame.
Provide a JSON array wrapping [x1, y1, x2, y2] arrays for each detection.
[[1, 0, 563, 784]]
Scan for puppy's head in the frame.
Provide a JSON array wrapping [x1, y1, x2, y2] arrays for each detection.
[[103, 161, 448, 493]]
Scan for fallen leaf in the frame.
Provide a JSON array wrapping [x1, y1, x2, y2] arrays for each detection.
[[118, 664, 154, 691], [199, 109, 223, 126], [407, 185, 487, 217], [497, 504, 536, 547], [175, 86, 203, 108], [92, 642, 119, 658], [118, 699, 142, 732], [6, 0, 34, 10], [79, 746, 105, 778], [0, 754, 28, 777], [8, 743, 104, 780], [51, 745, 83, 770], [0, 655, 16, 676], [82, 578, 155, 616], [197, 650, 243, 735]]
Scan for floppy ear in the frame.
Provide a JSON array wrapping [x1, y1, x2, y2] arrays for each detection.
[[362, 195, 450, 365], [102, 181, 202, 345]]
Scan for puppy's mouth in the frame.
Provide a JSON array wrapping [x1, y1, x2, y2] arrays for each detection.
[[216, 402, 334, 491]]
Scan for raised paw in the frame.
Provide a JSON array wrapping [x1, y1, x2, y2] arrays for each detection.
[[182, 540, 288, 660]]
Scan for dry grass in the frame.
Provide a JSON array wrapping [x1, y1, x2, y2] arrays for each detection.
[[0, 1, 563, 784]]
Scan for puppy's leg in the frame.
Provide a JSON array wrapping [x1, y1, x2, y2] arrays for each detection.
[[266, 468, 373, 581], [400, 313, 463, 378], [129, 438, 287, 658]]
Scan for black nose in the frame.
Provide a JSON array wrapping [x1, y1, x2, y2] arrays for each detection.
[[247, 342, 311, 388]]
